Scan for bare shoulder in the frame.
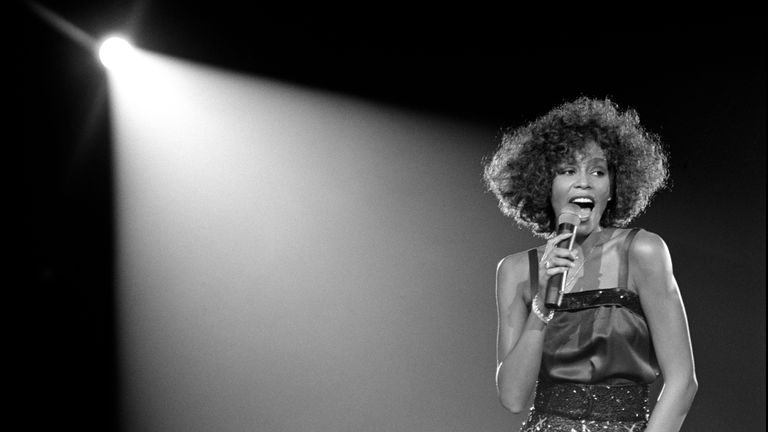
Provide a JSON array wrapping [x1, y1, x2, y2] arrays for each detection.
[[497, 248, 537, 280], [497, 249, 531, 273], [628, 229, 672, 265], [627, 229, 676, 293], [496, 249, 535, 303]]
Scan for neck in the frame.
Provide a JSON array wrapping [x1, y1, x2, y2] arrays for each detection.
[[574, 225, 602, 246]]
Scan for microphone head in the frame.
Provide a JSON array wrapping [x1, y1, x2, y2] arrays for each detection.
[[558, 203, 581, 226]]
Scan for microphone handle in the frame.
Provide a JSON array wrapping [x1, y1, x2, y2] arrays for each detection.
[[544, 223, 577, 309]]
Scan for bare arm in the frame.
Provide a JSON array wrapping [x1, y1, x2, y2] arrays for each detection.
[[495, 234, 575, 413], [495, 253, 546, 413], [631, 230, 698, 432]]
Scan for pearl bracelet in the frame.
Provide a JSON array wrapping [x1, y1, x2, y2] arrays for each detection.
[[532, 293, 555, 324]]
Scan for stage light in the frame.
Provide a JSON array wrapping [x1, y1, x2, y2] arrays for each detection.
[[98, 36, 136, 71]]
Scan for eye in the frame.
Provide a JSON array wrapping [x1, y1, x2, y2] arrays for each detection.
[[591, 169, 607, 177], [557, 168, 576, 175]]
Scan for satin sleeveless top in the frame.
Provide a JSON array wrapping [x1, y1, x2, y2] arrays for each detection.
[[528, 228, 660, 385]]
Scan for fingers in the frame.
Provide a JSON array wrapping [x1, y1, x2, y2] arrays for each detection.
[[545, 265, 571, 277], [540, 232, 578, 275], [540, 241, 578, 265], [545, 255, 576, 269], [538, 256, 572, 293], [548, 231, 574, 247], [543, 232, 575, 256]]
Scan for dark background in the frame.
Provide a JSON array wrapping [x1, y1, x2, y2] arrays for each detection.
[[20, 2, 765, 430]]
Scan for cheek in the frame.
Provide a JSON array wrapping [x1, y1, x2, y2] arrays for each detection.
[[602, 186, 612, 201], [600, 177, 612, 200], [550, 177, 568, 197]]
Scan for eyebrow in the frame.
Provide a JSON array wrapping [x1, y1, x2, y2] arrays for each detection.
[[559, 157, 608, 165]]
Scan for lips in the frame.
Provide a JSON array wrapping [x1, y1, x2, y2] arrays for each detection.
[[569, 196, 595, 221]]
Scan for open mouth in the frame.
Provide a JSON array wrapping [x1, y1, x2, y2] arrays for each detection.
[[569, 197, 595, 220]]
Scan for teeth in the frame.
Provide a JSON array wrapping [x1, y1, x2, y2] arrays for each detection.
[[571, 197, 594, 204]]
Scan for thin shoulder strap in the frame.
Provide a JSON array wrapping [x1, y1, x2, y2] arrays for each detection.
[[618, 228, 641, 288], [527, 248, 539, 296]]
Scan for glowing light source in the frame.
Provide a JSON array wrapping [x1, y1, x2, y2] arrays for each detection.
[[98, 36, 136, 70]]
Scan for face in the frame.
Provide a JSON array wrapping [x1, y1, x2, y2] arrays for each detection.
[[550, 141, 611, 237]]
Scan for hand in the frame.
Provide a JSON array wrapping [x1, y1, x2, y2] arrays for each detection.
[[538, 232, 577, 296]]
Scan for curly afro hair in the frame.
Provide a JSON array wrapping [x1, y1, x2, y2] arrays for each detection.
[[483, 97, 669, 237]]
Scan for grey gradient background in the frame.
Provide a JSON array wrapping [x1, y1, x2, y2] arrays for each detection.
[[22, 4, 765, 432]]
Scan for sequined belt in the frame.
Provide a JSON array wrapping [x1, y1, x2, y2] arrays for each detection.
[[533, 381, 649, 422]]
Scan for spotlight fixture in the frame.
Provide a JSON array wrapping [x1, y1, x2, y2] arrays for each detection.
[[98, 35, 136, 71]]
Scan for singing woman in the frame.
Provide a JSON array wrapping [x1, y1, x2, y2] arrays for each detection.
[[483, 97, 697, 431]]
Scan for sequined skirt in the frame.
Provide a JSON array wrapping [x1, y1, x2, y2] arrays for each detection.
[[520, 381, 649, 432]]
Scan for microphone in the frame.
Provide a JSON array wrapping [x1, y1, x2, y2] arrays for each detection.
[[544, 204, 581, 309]]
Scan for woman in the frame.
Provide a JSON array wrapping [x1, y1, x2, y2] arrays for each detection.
[[483, 97, 697, 431]]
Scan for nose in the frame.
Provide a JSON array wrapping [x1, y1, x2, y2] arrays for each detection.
[[573, 171, 591, 189]]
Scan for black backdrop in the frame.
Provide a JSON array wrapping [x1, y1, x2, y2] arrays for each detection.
[[20, 3, 765, 431]]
